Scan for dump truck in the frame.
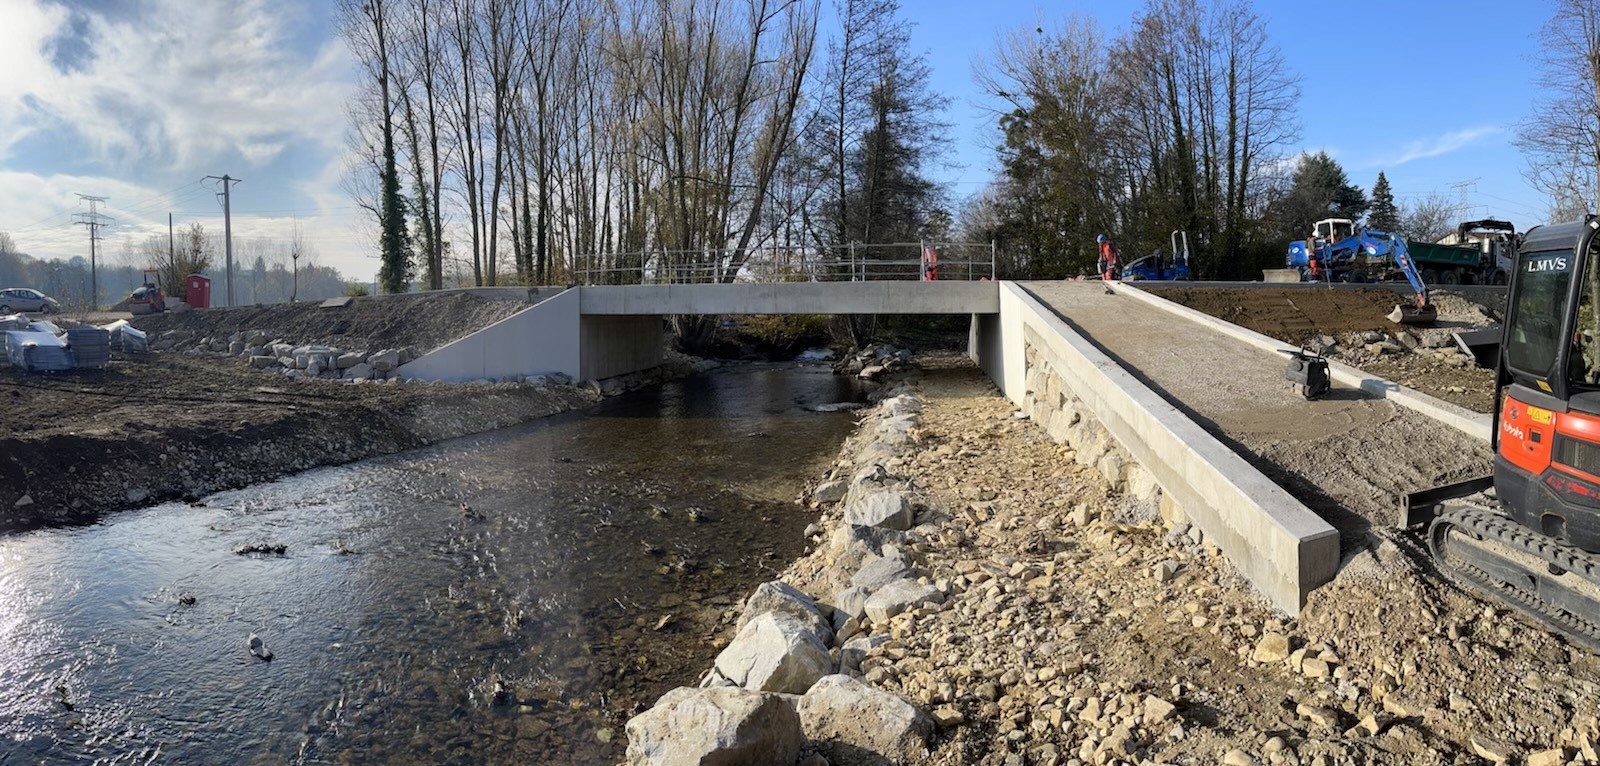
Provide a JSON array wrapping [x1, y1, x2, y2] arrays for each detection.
[[1383, 220, 1516, 285]]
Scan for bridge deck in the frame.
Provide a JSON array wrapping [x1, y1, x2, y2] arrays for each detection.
[[578, 281, 997, 315]]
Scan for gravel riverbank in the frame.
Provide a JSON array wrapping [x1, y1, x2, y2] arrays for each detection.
[[625, 355, 1600, 766]]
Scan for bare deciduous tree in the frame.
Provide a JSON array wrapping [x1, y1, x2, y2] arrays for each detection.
[[1400, 192, 1461, 243], [1517, 0, 1600, 218]]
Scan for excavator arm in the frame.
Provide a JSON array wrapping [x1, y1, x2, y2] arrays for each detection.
[[1383, 234, 1429, 309], [1367, 231, 1438, 324]]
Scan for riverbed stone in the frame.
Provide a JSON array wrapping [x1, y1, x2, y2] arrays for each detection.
[[813, 480, 848, 504], [1253, 632, 1291, 664], [368, 349, 401, 373], [863, 579, 943, 624], [625, 686, 802, 766], [829, 525, 906, 578], [840, 634, 889, 672], [844, 491, 914, 531], [713, 612, 833, 694], [851, 552, 913, 592], [248, 633, 273, 661], [831, 584, 873, 630], [736, 581, 831, 643], [798, 674, 933, 763]]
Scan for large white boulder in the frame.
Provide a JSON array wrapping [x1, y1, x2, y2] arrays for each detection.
[[851, 553, 912, 592], [844, 491, 914, 531], [798, 674, 933, 763], [863, 579, 943, 625], [713, 612, 833, 694], [368, 348, 402, 373], [625, 686, 802, 766], [812, 479, 848, 504], [736, 581, 832, 643]]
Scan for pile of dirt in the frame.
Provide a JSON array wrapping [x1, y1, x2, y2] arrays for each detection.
[[0, 354, 593, 531], [1361, 353, 1496, 412], [130, 290, 541, 353], [1149, 287, 1413, 343]]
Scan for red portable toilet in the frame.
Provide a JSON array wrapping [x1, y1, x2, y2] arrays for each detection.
[[185, 274, 211, 309]]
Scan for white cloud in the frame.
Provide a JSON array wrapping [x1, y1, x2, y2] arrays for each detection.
[[1370, 126, 1504, 168], [0, 0, 353, 170], [0, 1, 376, 278]]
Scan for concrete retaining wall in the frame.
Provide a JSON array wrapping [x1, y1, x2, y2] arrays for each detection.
[[396, 290, 668, 383], [970, 283, 1339, 613], [1116, 283, 1492, 441], [397, 289, 582, 382]]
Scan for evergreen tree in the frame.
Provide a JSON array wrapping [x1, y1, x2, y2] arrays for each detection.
[[1368, 171, 1400, 232], [1273, 151, 1369, 236]]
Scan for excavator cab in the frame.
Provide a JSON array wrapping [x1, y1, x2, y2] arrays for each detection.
[[1403, 217, 1600, 651]]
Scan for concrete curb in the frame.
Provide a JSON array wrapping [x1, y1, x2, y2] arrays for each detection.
[[1113, 283, 1492, 442], [972, 283, 1340, 613]]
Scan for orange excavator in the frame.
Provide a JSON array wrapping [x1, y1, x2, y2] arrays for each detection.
[[1402, 218, 1600, 652]]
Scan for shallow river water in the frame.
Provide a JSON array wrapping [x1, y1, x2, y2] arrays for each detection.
[[0, 364, 864, 764]]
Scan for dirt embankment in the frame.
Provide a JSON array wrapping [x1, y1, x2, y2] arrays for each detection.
[[131, 290, 541, 353], [1148, 287, 1436, 341], [1151, 286, 1502, 412], [0, 354, 595, 532]]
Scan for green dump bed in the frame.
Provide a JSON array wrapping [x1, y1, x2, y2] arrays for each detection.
[[1406, 239, 1480, 268]]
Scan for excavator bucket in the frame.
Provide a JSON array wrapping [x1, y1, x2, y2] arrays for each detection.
[[1387, 301, 1438, 326]]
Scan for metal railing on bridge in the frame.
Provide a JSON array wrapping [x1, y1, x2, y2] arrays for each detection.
[[571, 242, 996, 285]]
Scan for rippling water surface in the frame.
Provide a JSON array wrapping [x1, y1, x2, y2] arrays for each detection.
[[0, 364, 864, 764]]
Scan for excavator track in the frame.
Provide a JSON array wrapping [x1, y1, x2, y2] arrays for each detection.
[[1428, 505, 1600, 653]]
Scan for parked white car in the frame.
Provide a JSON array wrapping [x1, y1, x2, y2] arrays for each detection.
[[0, 288, 61, 314]]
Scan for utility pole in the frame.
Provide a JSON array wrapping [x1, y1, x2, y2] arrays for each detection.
[[168, 213, 175, 269], [205, 174, 241, 306], [72, 194, 113, 310]]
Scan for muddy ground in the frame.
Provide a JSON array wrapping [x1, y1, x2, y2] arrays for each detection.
[[131, 290, 540, 353], [1148, 287, 1418, 340], [786, 359, 1599, 765], [0, 353, 594, 531], [1150, 286, 1502, 413]]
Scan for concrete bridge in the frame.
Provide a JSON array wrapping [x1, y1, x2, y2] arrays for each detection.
[[397, 281, 997, 383], [393, 279, 1488, 617]]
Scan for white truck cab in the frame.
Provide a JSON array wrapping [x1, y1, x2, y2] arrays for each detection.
[[1313, 218, 1355, 242]]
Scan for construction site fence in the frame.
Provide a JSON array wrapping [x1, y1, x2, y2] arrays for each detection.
[[570, 242, 997, 285]]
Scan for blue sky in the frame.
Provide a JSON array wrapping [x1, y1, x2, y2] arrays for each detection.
[[910, 0, 1549, 222], [0, 0, 1556, 280]]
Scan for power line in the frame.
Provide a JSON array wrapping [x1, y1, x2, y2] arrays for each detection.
[[107, 180, 209, 220], [72, 194, 114, 309]]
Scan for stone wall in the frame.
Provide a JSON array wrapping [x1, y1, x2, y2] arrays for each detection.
[[1022, 340, 1169, 520]]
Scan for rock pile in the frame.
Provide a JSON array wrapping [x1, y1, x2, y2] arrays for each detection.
[[188, 328, 424, 382], [835, 344, 915, 381], [625, 387, 941, 766]]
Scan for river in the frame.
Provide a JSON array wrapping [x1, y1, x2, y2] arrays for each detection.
[[0, 364, 865, 764]]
